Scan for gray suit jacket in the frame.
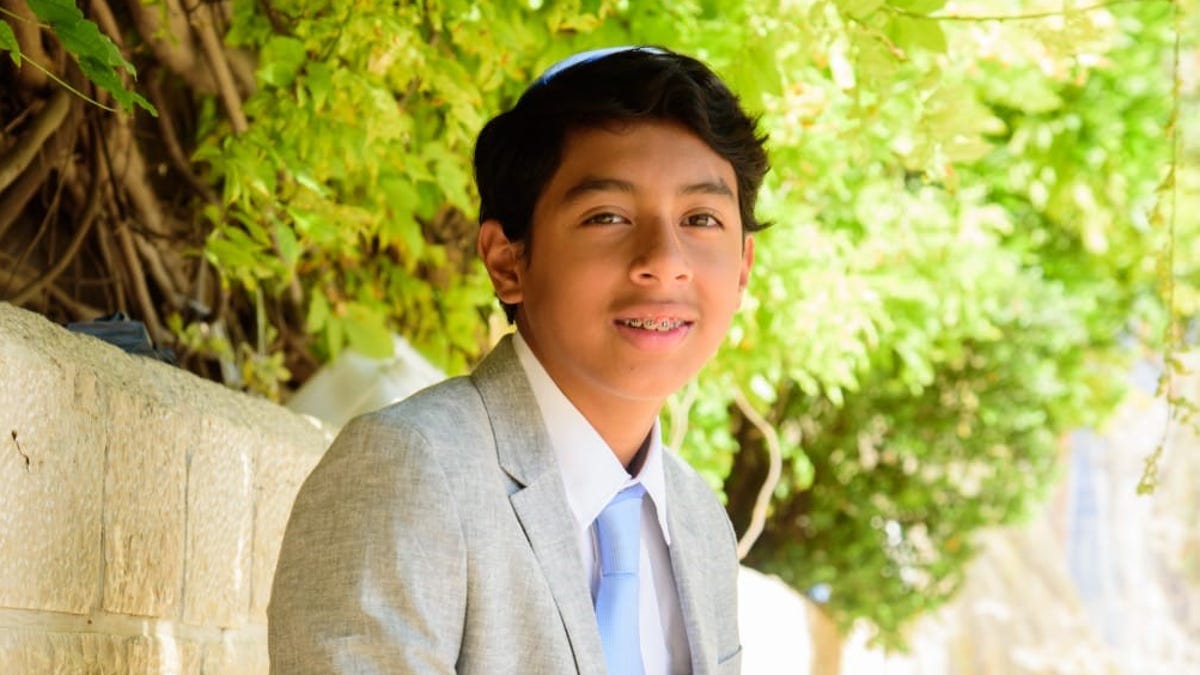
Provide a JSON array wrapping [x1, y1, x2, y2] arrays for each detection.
[[268, 336, 742, 674]]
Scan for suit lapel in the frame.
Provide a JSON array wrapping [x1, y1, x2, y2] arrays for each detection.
[[665, 457, 716, 675], [472, 337, 607, 675], [509, 477, 606, 675]]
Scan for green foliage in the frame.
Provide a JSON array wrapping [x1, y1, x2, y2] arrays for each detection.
[[0, 0, 154, 113], [0, 20, 18, 64], [188, 0, 1193, 647], [197, 0, 638, 373], [659, 0, 1191, 646]]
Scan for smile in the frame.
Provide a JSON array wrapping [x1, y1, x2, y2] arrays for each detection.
[[617, 317, 690, 332]]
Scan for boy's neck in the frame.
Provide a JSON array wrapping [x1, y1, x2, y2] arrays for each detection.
[[625, 435, 651, 476], [512, 325, 668, 468], [570, 397, 661, 470]]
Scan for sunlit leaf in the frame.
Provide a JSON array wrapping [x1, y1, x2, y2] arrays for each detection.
[[0, 20, 20, 65], [27, 0, 156, 114], [343, 307, 394, 359], [259, 36, 308, 88]]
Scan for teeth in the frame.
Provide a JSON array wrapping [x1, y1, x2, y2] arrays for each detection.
[[621, 318, 684, 331]]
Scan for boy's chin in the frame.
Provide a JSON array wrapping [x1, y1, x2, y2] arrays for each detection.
[[602, 370, 701, 404]]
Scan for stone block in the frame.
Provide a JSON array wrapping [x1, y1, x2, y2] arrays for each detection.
[[251, 432, 323, 621], [0, 629, 129, 673], [126, 632, 203, 674], [102, 388, 189, 618], [182, 417, 256, 627], [0, 627, 207, 674], [0, 334, 104, 614], [201, 630, 269, 675]]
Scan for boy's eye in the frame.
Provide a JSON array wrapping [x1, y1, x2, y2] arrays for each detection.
[[584, 212, 628, 225], [684, 213, 723, 228]]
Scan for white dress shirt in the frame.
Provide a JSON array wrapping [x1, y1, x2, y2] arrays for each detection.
[[513, 332, 691, 674]]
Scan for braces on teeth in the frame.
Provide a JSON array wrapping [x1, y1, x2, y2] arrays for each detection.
[[622, 318, 685, 331]]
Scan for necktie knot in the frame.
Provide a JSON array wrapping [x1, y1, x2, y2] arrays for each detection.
[[595, 483, 646, 577]]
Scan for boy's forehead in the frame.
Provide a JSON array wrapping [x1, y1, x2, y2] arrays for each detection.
[[559, 121, 733, 171], [546, 121, 739, 200]]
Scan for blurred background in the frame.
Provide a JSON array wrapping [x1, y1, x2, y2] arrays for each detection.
[[2, 0, 1197, 672]]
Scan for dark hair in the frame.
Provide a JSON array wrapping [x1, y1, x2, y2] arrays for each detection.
[[473, 46, 771, 320]]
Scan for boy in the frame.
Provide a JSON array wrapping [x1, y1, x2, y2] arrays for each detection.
[[268, 46, 770, 674]]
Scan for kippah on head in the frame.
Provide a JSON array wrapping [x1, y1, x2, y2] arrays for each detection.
[[528, 45, 668, 91]]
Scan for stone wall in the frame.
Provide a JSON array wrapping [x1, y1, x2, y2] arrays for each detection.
[[0, 303, 331, 673]]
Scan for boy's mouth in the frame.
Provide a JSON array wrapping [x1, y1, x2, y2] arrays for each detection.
[[616, 317, 690, 332]]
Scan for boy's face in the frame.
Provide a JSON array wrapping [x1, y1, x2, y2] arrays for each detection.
[[480, 120, 753, 413]]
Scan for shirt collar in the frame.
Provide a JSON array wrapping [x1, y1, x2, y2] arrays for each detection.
[[512, 331, 671, 544]]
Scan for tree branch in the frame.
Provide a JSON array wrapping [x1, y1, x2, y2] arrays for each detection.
[[95, 116, 189, 304], [0, 87, 71, 193], [190, 2, 248, 133], [94, 218, 126, 315], [87, 0, 123, 50], [125, 0, 217, 95], [10, 145, 104, 304], [0, 89, 80, 240], [733, 385, 785, 561], [256, 0, 291, 35], [2, 0, 49, 89], [4, 142, 69, 292], [115, 216, 167, 342], [132, 233, 183, 308], [0, 251, 103, 319], [145, 71, 218, 203], [889, 0, 1152, 22]]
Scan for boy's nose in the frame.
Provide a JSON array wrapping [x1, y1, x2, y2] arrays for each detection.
[[630, 220, 692, 284]]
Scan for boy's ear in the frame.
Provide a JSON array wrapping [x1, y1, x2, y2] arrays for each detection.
[[477, 219, 525, 305], [738, 235, 755, 293]]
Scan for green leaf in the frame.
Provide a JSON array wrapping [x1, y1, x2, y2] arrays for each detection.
[[305, 61, 333, 109], [889, 0, 947, 14], [25, 0, 78, 24], [342, 307, 394, 359], [205, 238, 260, 287], [306, 291, 330, 333], [259, 36, 308, 88], [888, 15, 947, 54], [76, 55, 155, 114], [325, 313, 345, 360], [836, 0, 886, 20], [26, 0, 156, 114], [45, 8, 130, 69], [275, 223, 301, 277], [0, 20, 20, 66]]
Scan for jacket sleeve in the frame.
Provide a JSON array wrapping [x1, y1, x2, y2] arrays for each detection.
[[268, 411, 467, 674]]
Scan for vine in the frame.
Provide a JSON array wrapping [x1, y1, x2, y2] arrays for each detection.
[[1140, 0, 1194, 495]]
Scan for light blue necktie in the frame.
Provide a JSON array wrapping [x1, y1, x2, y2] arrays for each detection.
[[593, 483, 646, 675]]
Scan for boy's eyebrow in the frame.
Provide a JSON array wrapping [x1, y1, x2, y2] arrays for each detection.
[[561, 176, 735, 203], [562, 177, 635, 202], [679, 179, 735, 198]]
